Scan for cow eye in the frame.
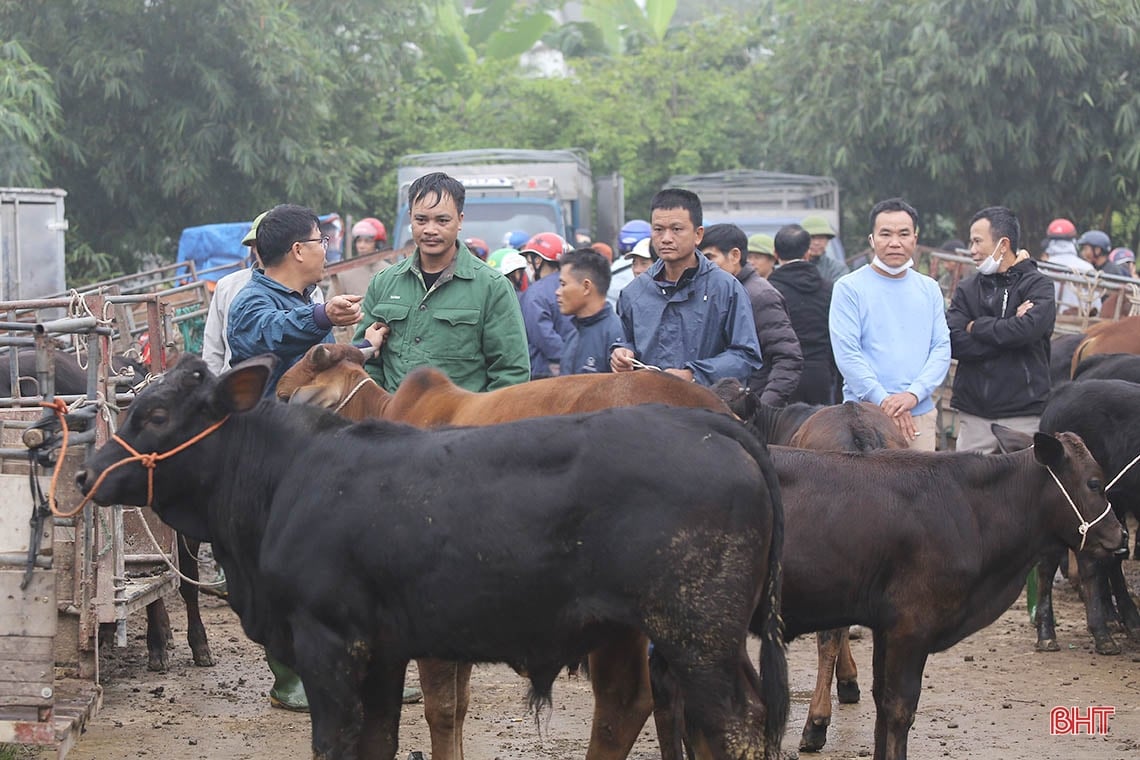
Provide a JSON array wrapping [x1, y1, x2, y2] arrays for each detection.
[[147, 408, 169, 426], [1087, 478, 1102, 492]]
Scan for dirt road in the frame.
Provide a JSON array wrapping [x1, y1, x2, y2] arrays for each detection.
[[40, 564, 1140, 759]]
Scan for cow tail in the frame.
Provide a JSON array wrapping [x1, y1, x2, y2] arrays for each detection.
[[734, 420, 789, 760]]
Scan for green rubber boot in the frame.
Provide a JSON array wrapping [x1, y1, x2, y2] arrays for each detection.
[[267, 654, 309, 712]]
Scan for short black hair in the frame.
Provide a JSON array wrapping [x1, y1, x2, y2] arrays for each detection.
[[701, 224, 748, 258], [651, 188, 703, 228], [560, 248, 612, 293], [869, 197, 919, 232], [774, 224, 811, 261], [409, 172, 466, 214], [969, 206, 1020, 252], [255, 204, 320, 266]]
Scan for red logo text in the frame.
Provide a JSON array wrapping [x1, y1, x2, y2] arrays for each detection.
[[1050, 706, 1114, 735]]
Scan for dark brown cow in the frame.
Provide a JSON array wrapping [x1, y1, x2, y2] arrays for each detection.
[[657, 428, 1125, 760], [1069, 315, 1140, 376], [276, 343, 738, 760]]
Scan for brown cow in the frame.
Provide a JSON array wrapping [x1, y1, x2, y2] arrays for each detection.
[[1069, 315, 1140, 376], [276, 343, 737, 760]]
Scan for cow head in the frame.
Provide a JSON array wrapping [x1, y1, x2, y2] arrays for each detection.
[[76, 354, 276, 537], [275, 343, 370, 409], [993, 425, 1126, 558]]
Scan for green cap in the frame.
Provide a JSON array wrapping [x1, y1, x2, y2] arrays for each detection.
[[801, 215, 836, 238], [747, 233, 775, 256], [242, 211, 269, 246]]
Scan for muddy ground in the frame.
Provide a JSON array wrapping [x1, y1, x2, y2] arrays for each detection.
[[16, 563, 1140, 760]]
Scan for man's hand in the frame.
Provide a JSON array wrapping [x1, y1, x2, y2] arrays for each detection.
[[362, 322, 389, 355], [610, 347, 635, 373], [326, 294, 364, 327], [880, 391, 919, 440], [1016, 299, 1034, 317]]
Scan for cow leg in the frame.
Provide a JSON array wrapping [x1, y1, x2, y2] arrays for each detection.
[[144, 598, 172, 672], [1106, 557, 1140, 641], [648, 647, 689, 760], [870, 630, 928, 760], [670, 644, 766, 760], [1034, 548, 1062, 651], [800, 629, 841, 752], [177, 536, 214, 667], [1076, 554, 1120, 655], [417, 658, 471, 760], [357, 659, 408, 760], [585, 629, 653, 760], [835, 629, 860, 703]]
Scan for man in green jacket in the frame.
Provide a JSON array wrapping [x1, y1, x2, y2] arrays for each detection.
[[354, 171, 530, 391]]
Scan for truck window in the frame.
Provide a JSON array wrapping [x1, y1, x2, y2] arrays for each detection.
[[395, 200, 561, 250]]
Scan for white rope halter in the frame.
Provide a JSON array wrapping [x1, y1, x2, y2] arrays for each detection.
[[1045, 466, 1115, 552], [334, 377, 374, 414]]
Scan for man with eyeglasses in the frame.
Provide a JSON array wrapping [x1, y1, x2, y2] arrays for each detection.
[[228, 203, 375, 395]]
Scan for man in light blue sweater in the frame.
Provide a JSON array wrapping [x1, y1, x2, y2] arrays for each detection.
[[829, 198, 950, 450]]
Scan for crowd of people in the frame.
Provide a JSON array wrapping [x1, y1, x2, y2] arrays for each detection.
[[201, 169, 1135, 710]]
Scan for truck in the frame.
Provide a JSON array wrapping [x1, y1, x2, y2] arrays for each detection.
[[393, 149, 622, 251], [0, 187, 68, 300], [664, 170, 846, 267]]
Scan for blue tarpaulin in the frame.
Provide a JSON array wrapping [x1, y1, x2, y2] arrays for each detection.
[[175, 221, 250, 283]]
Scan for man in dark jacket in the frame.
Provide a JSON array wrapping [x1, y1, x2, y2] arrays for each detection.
[[610, 189, 763, 386], [768, 224, 836, 404], [702, 223, 802, 405], [947, 206, 1056, 452]]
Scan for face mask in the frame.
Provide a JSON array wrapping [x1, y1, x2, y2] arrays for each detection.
[[976, 239, 1006, 276], [871, 255, 914, 276]]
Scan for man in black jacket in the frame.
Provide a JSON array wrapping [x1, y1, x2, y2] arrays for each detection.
[[947, 206, 1056, 452], [769, 224, 837, 404], [702, 223, 803, 405]]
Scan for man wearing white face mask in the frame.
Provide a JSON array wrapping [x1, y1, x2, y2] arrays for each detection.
[[829, 198, 950, 449], [946, 206, 1056, 452]]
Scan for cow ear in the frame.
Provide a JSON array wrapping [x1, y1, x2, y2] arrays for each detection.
[[311, 344, 334, 370], [991, 423, 1032, 454], [217, 355, 277, 412], [1030, 431, 1066, 469]]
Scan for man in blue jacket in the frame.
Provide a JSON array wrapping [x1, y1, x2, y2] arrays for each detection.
[[610, 188, 763, 386]]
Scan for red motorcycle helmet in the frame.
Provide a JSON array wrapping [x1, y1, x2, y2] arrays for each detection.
[[520, 232, 569, 263], [464, 237, 489, 260], [351, 217, 387, 243], [1046, 218, 1077, 239]]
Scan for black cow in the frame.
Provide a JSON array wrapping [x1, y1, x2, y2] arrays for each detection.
[[655, 428, 1124, 760], [1, 347, 209, 672], [1071, 352, 1140, 384], [0, 347, 147, 397], [78, 355, 788, 760], [1034, 379, 1140, 655], [1049, 331, 1085, 385]]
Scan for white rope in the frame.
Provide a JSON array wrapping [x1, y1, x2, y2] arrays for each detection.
[[629, 358, 663, 372], [334, 377, 375, 414], [1105, 450, 1140, 493], [128, 507, 226, 589], [1046, 466, 1115, 552]]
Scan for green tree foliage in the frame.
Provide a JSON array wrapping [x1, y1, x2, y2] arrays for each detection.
[[0, 40, 63, 186], [758, 0, 1140, 245], [0, 0, 425, 271]]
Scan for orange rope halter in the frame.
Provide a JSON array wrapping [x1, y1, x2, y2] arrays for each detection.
[[40, 397, 230, 517]]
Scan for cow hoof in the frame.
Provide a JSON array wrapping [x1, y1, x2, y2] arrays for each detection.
[[1093, 635, 1121, 656], [193, 651, 215, 667], [836, 679, 860, 704], [799, 720, 828, 752], [1035, 638, 1060, 652], [147, 654, 168, 673]]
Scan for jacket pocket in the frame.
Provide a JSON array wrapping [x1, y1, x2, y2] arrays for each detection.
[[431, 308, 481, 358], [370, 303, 411, 329]]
